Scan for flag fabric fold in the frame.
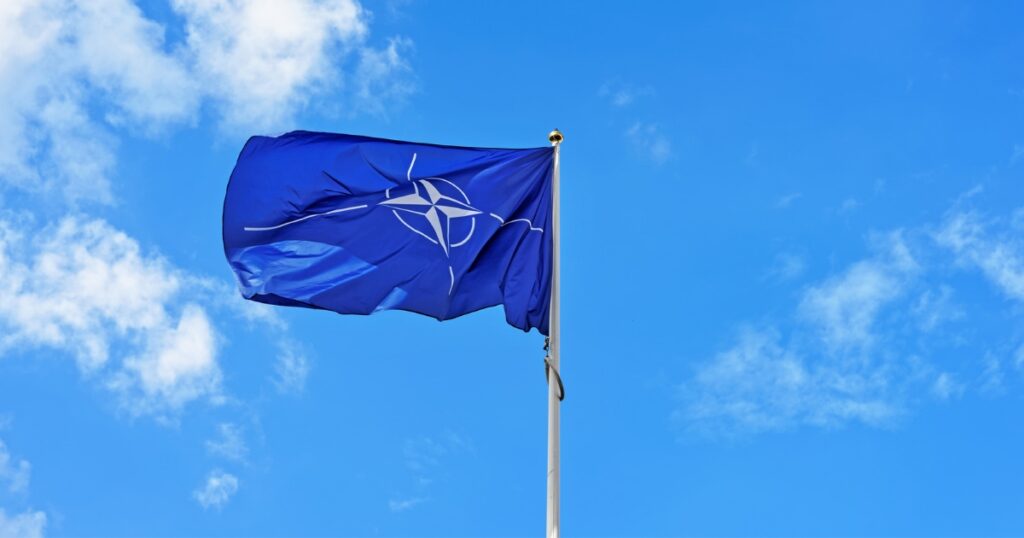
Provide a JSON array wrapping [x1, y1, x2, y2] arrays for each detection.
[[222, 131, 554, 334]]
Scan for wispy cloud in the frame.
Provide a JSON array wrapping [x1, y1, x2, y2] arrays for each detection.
[[404, 433, 466, 473], [680, 326, 899, 435], [931, 372, 964, 400], [0, 439, 30, 495], [911, 285, 963, 332], [599, 80, 654, 107], [799, 232, 916, 351], [602, 81, 669, 164], [745, 142, 760, 165], [766, 252, 806, 282], [193, 469, 239, 510], [1010, 144, 1024, 165], [776, 192, 802, 208], [935, 211, 1024, 302], [838, 197, 860, 214], [352, 36, 416, 118], [626, 122, 672, 164], [389, 431, 472, 512], [272, 342, 311, 395], [681, 235, 917, 436], [388, 497, 427, 513], [0, 508, 46, 538], [205, 423, 248, 463], [679, 202, 1024, 436], [0, 435, 46, 538]]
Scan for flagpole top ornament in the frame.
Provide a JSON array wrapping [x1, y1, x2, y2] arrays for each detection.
[[548, 129, 564, 146]]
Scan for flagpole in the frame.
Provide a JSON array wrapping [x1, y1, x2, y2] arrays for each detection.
[[546, 128, 563, 538]]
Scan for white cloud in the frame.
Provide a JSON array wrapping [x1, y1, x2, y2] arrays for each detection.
[[388, 497, 426, 513], [767, 252, 806, 281], [111, 304, 220, 416], [0, 0, 196, 204], [680, 327, 897, 435], [0, 508, 46, 538], [0, 436, 45, 538], [1011, 144, 1024, 165], [352, 37, 416, 117], [0, 216, 222, 418], [193, 469, 238, 510], [776, 192, 802, 208], [745, 142, 759, 164], [214, 281, 286, 330], [681, 233, 932, 435], [403, 431, 471, 474], [0, 440, 31, 495], [403, 437, 445, 474], [71, 0, 199, 127], [37, 98, 118, 205], [0, 217, 180, 369], [114, 305, 221, 415], [681, 197, 1024, 436], [626, 122, 671, 164], [390, 431, 471, 511], [0, 0, 412, 202], [911, 285, 963, 332], [931, 372, 964, 400], [610, 91, 635, 107], [801, 261, 900, 350], [838, 197, 860, 214], [272, 343, 310, 395], [980, 353, 1005, 394], [936, 211, 1024, 302], [0, 218, 308, 422], [976, 343, 1024, 395], [599, 81, 653, 107], [172, 0, 368, 130], [205, 423, 248, 463], [800, 233, 916, 351]]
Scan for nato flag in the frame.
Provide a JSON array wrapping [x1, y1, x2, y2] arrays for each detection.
[[223, 131, 554, 334]]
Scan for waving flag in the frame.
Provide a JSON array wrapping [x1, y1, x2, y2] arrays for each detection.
[[222, 131, 554, 334]]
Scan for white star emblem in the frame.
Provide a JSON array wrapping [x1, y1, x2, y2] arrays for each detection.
[[379, 178, 481, 256]]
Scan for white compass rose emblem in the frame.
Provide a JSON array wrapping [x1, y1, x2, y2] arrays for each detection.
[[379, 153, 481, 256]]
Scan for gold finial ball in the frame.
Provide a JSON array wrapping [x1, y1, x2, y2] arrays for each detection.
[[548, 129, 564, 144]]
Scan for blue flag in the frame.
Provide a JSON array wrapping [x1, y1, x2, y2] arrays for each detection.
[[223, 131, 554, 334]]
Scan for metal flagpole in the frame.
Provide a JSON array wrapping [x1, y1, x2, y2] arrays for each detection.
[[546, 128, 563, 538]]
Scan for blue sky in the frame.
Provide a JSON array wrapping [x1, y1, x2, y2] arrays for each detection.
[[1, 1, 1023, 536]]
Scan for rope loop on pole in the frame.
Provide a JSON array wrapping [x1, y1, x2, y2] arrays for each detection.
[[544, 355, 565, 401]]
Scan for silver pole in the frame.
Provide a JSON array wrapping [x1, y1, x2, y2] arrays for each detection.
[[546, 128, 563, 538]]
